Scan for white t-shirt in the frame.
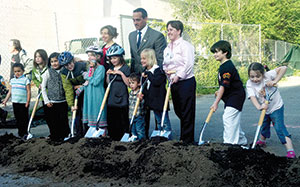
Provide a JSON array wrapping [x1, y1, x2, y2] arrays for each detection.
[[246, 69, 283, 114]]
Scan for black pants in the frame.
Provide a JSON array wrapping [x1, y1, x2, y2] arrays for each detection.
[[13, 103, 29, 137], [107, 106, 129, 141], [44, 102, 70, 140], [171, 77, 196, 143]]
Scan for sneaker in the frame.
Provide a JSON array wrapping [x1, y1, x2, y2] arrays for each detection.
[[287, 151, 296, 158], [256, 140, 266, 147]]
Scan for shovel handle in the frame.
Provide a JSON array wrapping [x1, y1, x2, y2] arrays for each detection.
[[257, 100, 269, 127], [100, 86, 110, 112], [72, 98, 78, 120], [163, 85, 171, 111], [30, 96, 40, 119], [205, 109, 214, 123]]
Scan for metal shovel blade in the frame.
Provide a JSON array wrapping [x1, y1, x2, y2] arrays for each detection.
[[120, 133, 130, 142], [84, 127, 105, 138], [26, 133, 33, 140], [150, 130, 171, 139]]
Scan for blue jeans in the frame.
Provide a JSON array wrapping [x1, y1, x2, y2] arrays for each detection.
[[261, 105, 291, 144], [154, 110, 172, 131], [131, 115, 146, 140]]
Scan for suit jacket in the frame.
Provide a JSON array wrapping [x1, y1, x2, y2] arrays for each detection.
[[129, 27, 166, 74]]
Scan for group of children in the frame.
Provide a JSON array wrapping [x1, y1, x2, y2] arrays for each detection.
[[1, 40, 296, 158]]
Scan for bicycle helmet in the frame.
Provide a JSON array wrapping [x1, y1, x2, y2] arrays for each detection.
[[86, 45, 103, 56], [58, 51, 74, 66], [106, 45, 125, 57]]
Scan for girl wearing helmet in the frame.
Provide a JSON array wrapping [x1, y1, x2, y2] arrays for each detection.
[[81, 46, 107, 133], [41, 52, 70, 141], [106, 45, 131, 141], [59, 51, 88, 137]]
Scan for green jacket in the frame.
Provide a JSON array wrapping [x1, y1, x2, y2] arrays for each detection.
[[61, 62, 87, 107]]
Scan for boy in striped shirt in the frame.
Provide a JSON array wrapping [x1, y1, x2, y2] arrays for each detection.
[[2, 63, 31, 138]]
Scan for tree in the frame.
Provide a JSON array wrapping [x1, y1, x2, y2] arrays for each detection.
[[170, 0, 300, 44]]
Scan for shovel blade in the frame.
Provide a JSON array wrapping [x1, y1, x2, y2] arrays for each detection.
[[84, 127, 105, 138], [26, 133, 33, 140], [120, 133, 130, 142], [150, 130, 171, 139]]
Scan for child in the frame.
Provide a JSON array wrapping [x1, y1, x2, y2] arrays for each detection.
[[81, 47, 107, 134], [141, 48, 172, 135], [31, 49, 51, 127], [210, 40, 247, 145], [2, 63, 31, 138], [246, 62, 295, 158], [41, 52, 70, 141], [60, 51, 87, 137], [128, 73, 146, 140], [106, 45, 130, 141]]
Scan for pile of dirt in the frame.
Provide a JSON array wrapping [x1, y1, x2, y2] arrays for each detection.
[[0, 133, 299, 186]]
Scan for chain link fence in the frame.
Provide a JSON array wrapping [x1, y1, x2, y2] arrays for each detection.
[[263, 39, 295, 62]]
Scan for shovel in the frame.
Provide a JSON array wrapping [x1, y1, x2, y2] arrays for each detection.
[[198, 108, 214, 145], [85, 75, 117, 138], [251, 86, 277, 149], [64, 96, 78, 141], [150, 71, 175, 140], [121, 78, 148, 142], [26, 92, 42, 140]]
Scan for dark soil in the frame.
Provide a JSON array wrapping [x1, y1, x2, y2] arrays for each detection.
[[0, 133, 299, 186]]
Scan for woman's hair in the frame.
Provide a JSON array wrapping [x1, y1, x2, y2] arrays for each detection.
[[166, 20, 184, 36], [10, 39, 22, 52], [48, 52, 60, 67], [100, 25, 118, 39], [248, 62, 266, 76], [141, 48, 157, 68], [210, 40, 232, 59], [33, 49, 48, 68], [12, 63, 25, 71]]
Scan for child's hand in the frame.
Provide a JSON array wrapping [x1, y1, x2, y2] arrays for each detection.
[[266, 81, 276, 87], [259, 103, 268, 111], [25, 102, 29, 108], [2, 101, 7, 107], [142, 72, 147, 78], [74, 85, 81, 90], [71, 106, 78, 112], [47, 103, 53, 108], [114, 70, 122, 75], [210, 103, 218, 112], [82, 80, 89, 86], [106, 69, 114, 74], [137, 93, 144, 100]]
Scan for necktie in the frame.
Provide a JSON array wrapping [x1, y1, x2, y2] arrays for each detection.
[[137, 31, 142, 48]]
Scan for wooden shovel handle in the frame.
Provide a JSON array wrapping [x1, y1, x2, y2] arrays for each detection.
[[205, 109, 214, 123], [257, 100, 269, 127], [100, 86, 110, 112], [163, 85, 171, 111], [72, 98, 78, 119], [30, 94, 41, 119]]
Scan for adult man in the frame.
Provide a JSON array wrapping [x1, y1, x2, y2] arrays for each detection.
[[129, 8, 167, 138], [129, 8, 167, 74]]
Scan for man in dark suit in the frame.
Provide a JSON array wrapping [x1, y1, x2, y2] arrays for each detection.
[[129, 8, 167, 138], [129, 8, 167, 74]]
